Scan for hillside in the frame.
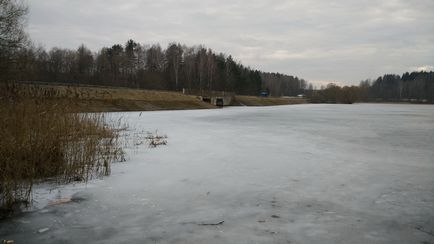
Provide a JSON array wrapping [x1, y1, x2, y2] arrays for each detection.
[[5, 83, 216, 112]]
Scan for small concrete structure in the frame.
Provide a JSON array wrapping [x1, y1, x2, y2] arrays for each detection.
[[199, 96, 231, 106], [212, 97, 224, 107], [183, 89, 234, 107]]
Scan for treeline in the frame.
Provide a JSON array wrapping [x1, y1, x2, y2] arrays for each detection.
[[2, 40, 433, 102], [366, 72, 434, 102], [1, 40, 305, 96], [307, 84, 360, 104], [261, 72, 307, 96], [308, 71, 434, 104]]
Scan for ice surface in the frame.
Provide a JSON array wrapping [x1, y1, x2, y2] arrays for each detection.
[[1, 104, 433, 243]]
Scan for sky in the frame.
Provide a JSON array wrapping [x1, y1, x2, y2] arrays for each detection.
[[26, 0, 434, 86]]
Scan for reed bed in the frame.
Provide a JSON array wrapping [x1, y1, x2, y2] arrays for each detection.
[[0, 82, 125, 214]]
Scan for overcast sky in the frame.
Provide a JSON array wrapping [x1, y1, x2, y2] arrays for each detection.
[[26, 0, 434, 86]]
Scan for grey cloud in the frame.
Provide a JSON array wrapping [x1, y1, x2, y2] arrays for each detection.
[[27, 0, 434, 85]]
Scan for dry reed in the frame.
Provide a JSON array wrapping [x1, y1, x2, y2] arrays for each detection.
[[0, 82, 125, 214]]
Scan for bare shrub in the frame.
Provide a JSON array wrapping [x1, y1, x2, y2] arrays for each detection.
[[145, 131, 168, 148]]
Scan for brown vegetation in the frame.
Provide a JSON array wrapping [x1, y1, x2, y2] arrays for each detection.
[[232, 96, 307, 106], [145, 131, 168, 148], [0, 82, 125, 213], [8, 82, 216, 112], [307, 84, 361, 104]]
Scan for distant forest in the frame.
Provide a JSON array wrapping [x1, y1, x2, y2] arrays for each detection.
[[308, 71, 434, 103], [1, 40, 307, 96], [1, 40, 433, 103]]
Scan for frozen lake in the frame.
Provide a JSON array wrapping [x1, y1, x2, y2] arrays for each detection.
[[1, 104, 434, 243]]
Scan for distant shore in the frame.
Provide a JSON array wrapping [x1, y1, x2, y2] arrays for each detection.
[[4, 82, 307, 112]]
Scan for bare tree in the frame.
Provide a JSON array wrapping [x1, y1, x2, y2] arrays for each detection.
[[183, 46, 196, 89], [166, 43, 183, 90], [0, 0, 28, 80], [197, 46, 207, 91], [0, 0, 27, 49], [124, 39, 138, 76], [76, 44, 94, 79], [206, 49, 215, 90], [146, 44, 165, 73]]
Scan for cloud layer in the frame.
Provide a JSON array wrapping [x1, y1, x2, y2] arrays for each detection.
[[27, 0, 434, 85]]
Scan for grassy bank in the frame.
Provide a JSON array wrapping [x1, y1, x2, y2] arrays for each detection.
[[0, 83, 125, 214], [11, 82, 308, 111], [12, 82, 216, 112], [232, 95, 307, 106]]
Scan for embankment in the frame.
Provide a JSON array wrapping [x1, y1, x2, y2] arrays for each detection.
[[6, 82, 307, 112], [232, 95, 307, 106]]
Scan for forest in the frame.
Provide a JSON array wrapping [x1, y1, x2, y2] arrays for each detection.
[[0, 40, 309, 96], [4, 40, 432, 103], [307, 72, 434, 104]]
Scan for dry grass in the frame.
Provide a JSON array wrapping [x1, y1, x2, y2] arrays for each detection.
[[11, 82, 216, 112], [0, 82, 125, 214], [10, 83, 307, 111], [233, 96, 307, 106]]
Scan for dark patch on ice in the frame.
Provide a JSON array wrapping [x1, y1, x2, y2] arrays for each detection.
[[181, 220, 224, 226], [415, 225, 434, 237], [265, 229, 278, 234], [271, 215, 280, 219], [271, 197, 279, 208], [70, 192, 92, 203], [198, 220, 224, 226]]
